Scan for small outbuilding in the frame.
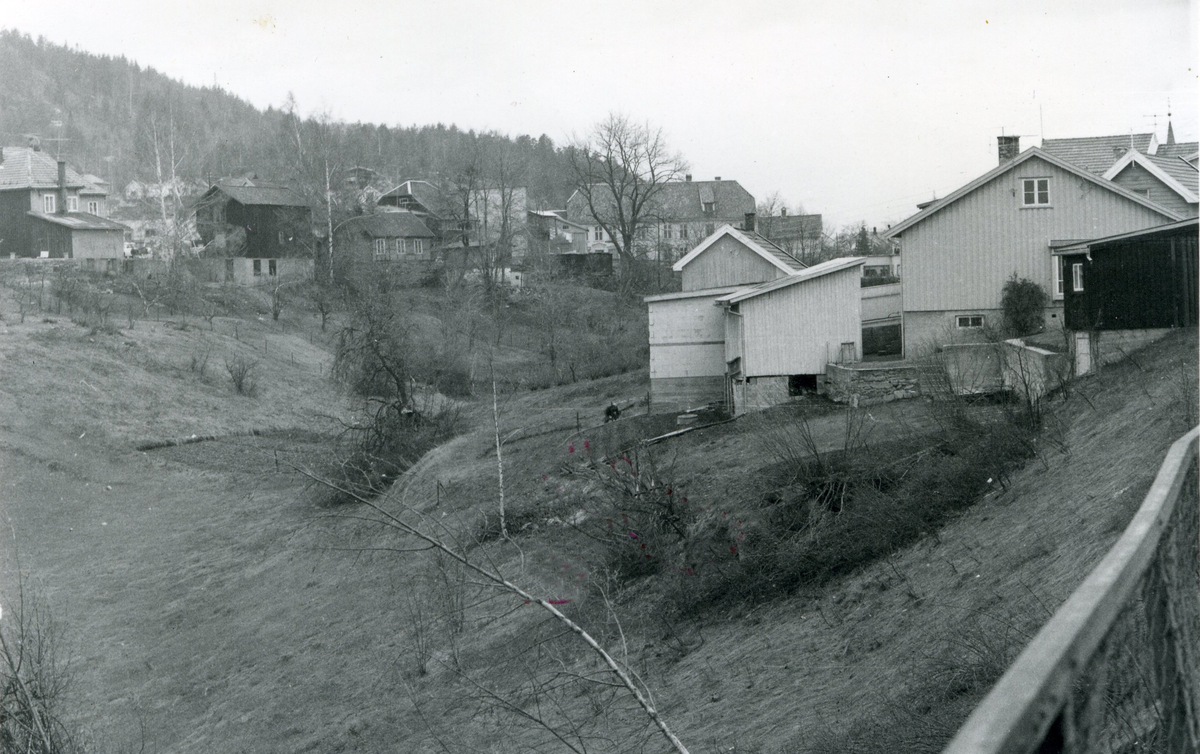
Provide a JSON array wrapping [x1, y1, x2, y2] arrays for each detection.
[[718, 256, 865, 414]]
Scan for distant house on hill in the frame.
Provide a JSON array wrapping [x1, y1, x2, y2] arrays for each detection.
[[0, 145, 125, 258], [756, 210, 824, 263], [193, 177, 312, 258], [567, 175, 755, 263], [331, 210, 437, 281]]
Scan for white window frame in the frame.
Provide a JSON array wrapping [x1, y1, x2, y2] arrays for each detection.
[[42, 194, 56, 213], [373, 238, 387, 261], [956, 314, 985, 329], [1052, 256, 1065, 300], [87, 200, 99, 214], [67, 196, 79, 212], [593, 226, 603, 241], [1072, 263, 1084, 292], [1021, 178, 1050, 207]]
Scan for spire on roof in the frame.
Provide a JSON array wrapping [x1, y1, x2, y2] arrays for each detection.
[[1167, 120, 1175, 146]]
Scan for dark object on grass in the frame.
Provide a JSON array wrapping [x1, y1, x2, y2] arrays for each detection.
[[605, 403, 621, 423]]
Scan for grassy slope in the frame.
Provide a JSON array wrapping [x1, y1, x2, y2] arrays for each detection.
[[0, 275, 1194, 752]]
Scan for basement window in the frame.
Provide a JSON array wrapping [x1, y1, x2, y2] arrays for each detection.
[[956, 314, 985, 329], [788, 375, 818, 395]]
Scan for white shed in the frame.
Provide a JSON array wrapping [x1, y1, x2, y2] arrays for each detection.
[[718, 257, 865, 414]]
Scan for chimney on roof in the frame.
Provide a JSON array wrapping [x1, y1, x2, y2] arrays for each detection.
[[57, 160, 67, 215], [997, 135, 1020, 164], [744, 212, 756, 232], [714, 176, 721, 181], [780, 207, 787, 217], [685, 174, 692, 182]]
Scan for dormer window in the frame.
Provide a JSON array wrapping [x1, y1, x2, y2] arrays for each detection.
[[702, 201, 715, 216], [1022, 178, 1050, 207], [43, 194, 56, 213], [67, 196, 78, 212]]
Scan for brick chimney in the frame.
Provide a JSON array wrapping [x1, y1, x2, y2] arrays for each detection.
[[780, 207, 787, 217], [997, 135, 1020, 164], [714, 176, 721, 181], [744, 212, 755, 232], [685, 174, 692, 182], [57, 160, 68, 214]]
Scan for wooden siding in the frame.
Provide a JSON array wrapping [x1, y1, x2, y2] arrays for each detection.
[[647, 295, 728, 380], [1109, 163, 1197, 218], [900, 156, 1177, 313], [1063, 233, 1199, 330], [739, 266, 862, 376], [681, 234, 786, 291], [0, 191, 33, 256]]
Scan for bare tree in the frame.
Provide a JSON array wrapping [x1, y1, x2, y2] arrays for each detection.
[[568, 114, 688, 291]]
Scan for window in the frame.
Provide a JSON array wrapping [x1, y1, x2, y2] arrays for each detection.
[[415, 239, 425, 255], [956, 314, 985, 329], [1052, 256, 1065, 299], [680, 226, 689, 239], [593, 226, 603, 241], [702, 201, 715, 216], [252, 259, 262, 276], [67, 196, 78, 212], [373, 238, 387, 261], [662, 224, 672, 240], [705, 223, 715, 236], [268, 259, 277, 276], [278, 231, 287, 245], [1022, 178, 1050, 206], [1072, 263, 1084, 292], [42, 194, 56, 213], [87, 200, 99, 214]]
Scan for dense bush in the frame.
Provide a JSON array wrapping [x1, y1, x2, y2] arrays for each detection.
[[1000, 275, 1048, 336]]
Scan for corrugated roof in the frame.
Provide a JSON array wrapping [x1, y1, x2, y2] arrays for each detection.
[[0, 147, 90, 190], [1040, 133, 1154, 174], [28, 211, 128, 231], [719, 256, 866, 304], [338, 211, 435, 238]]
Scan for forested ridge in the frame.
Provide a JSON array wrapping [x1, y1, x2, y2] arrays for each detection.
[[0, 29, 578, 206]]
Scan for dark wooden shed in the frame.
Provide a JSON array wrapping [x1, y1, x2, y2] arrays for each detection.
[[1059, 218, 1198, 331]]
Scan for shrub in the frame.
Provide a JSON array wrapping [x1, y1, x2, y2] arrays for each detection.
[[224, 355, 258, 396], [1000, 275, 1048, 336]]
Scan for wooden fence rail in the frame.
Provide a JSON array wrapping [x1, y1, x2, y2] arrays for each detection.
[[944, 425, 1199, 754]]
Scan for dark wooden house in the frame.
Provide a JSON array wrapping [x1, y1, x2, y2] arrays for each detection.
[[194, 178, 312, 258], [1058, 217, 1198, 330]]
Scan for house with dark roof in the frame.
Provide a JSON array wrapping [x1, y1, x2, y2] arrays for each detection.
[[331, 210, 437, 281], [566, 176, 755, 263], [0, 146, 125, 258], [1042, 127, 1198, 217], [193, 177, 313, 258], [755, 210, 824, 263], [884, 136, 1182, 357]]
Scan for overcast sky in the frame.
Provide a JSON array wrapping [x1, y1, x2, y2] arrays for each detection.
[[4, 0, 1196, 228]]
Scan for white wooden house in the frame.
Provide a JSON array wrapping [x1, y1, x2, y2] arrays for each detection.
[[884, 138, 1181, 358]]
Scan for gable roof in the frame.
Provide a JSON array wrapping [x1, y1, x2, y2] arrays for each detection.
[[717, 256, 866, 304], [672, 224, 805, 274], [884, 147, 1182, 238], [0, 147, 91, 191], [1103, 149, 1199, 204], [1041, 133, 1155, 174], [204, 178, 309, 208], [337, 211, 435, 239]]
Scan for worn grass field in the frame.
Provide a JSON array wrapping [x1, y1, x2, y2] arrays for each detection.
[[0, 275, 1194, 753]]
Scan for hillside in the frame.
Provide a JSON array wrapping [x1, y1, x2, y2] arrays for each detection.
[[0, 29, 578, 206], [0, 269, 1194, 751]]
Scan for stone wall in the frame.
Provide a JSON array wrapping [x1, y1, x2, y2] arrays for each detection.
[[825, 362, 921, 406]]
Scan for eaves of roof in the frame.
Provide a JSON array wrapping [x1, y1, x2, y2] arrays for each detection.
[[1051, 217, 1199, 254], [28, 211, 129, 231], [718, 256, 866, 304], [643, 286, 746, 303], [883, 147, 1183, 239], [1103, 150, 1199, 203], [672, 224, 804, 274]]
